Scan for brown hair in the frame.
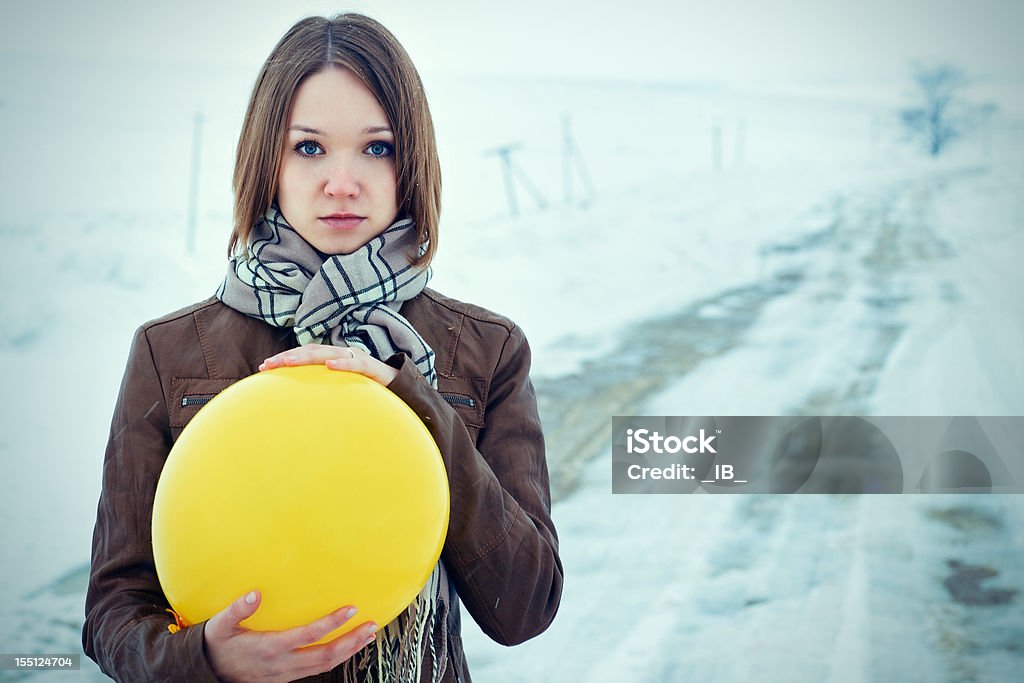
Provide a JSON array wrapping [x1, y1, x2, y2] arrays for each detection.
[[229, 14, 441, 266]]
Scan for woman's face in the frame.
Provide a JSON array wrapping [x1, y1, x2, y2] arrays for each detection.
[[276, 66, 399, 256]]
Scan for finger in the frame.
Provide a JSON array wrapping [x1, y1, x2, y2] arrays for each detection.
[[208, 590, 261, 636], [275, 605, 360, 650], [324, 354, 363, 370], [325, 354, 397, 386], [260, 344, 332, 366], [290, 621, 379, 676], [260, 345, 345, 370]]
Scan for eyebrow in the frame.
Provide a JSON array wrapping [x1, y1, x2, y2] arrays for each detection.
[[287, 125, 393, 135]]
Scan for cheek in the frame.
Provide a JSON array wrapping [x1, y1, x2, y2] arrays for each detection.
[[369, 165, 399, 204], [278, 161, 318, 201], [276, 160, 294, 197]]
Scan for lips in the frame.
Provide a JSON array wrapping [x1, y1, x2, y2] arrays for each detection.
[[319, 214, 365, 231]]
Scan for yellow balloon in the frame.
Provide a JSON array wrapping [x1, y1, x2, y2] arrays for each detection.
[[152, 365, 449, 642]]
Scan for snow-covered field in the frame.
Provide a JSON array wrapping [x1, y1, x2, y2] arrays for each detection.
[[1, 47, 1022, 683]]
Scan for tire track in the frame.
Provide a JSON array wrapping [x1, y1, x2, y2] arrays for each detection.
[[540, 167, 982, 502]]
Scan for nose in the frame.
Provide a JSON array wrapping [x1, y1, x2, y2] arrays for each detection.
[[323, 160, 360, 198]]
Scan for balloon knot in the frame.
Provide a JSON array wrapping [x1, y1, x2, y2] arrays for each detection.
[[166, 608, 191, 634]]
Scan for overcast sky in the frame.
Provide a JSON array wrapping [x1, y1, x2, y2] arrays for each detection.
[[3, 0, 1023, 86]]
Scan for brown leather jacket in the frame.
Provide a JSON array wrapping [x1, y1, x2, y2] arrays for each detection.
[[82, 289, 562, 682]]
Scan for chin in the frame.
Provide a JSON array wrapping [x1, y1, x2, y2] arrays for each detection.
[[314, 240, 362, 257]]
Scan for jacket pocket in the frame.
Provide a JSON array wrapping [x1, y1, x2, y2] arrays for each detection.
[[436, 377, 486, 430], [437, 377, 486, 448], [169, 377, 243, 429]]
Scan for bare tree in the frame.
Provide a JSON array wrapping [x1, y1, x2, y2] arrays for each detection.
[[900, 63, 995, 157]]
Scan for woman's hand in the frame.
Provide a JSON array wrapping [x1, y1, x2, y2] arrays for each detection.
[[203, 590, 378, 683], [259, 344, 398, 386]]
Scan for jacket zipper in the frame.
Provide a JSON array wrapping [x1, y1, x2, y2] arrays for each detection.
[[181, 394, 215, 408], [441, 393, 475, 408]]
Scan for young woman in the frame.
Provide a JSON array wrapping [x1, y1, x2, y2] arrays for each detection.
[[83, 14, 562, 683]]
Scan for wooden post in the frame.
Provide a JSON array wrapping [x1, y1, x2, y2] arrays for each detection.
[[186, 110, 203, 254], [734, 118, 746, 168], [712, 121, 723, 171], [485, 143, 546, 217], [563, 113, 573, 203], [563, 113, 595, 205], [485, 145, 521, 216]]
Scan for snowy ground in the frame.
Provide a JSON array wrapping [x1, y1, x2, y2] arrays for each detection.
[[1, 59, 1022, 682], [459, 156, 1024, 682]]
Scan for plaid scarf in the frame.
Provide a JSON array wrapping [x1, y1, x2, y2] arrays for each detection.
[[216, 204, 447, 682], [216, 203, 437, 386]]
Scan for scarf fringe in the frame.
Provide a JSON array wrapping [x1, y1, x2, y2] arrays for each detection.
[[338, 564, 443, 683]]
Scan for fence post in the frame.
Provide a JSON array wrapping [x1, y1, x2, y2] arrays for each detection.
[[485, 143, 546, 217], [563, 113, 595, 205], [186, 110, 203, 255], [712, 120, 723, 171], [734, 117, 746, 168]]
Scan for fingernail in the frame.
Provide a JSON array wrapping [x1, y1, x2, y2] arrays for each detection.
[[344, 607, 357, 620], [368, 623, 378, 634], [245, 591, 258, 604]]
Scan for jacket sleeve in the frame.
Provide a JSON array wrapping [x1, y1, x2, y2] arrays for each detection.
[[82, 326, 222, 682], [386, 324, 563, 646]]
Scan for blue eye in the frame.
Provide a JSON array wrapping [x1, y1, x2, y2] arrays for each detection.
[[365, 141, 393, 158], [294, 140, 324, 157]]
